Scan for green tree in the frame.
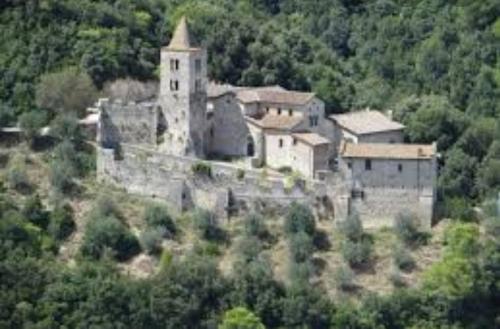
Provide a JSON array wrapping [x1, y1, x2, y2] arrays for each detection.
[[35, 67, 97, 116], [80, 216, 140, 261], [284, 202, 315, 236], [404, 95, 468, 151], [18, 110, 47, 146], [219, 307, 265, 329]]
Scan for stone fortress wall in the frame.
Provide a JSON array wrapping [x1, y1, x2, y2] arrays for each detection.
[[97, 143, 350, 221]]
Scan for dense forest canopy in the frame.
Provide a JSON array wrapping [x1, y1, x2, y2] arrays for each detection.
[[0, 1, 500, 328]]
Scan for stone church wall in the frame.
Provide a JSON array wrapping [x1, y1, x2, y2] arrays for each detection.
[[208, 94, 250, 157]]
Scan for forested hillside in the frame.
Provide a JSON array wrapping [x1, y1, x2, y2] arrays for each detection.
[[1, 0, 499, 208], [1, 1, 500, 328]]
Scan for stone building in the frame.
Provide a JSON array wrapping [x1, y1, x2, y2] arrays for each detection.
[[329, 109, 405, 145], [95, 16, 438, 228], [340, 142, 437, 228]]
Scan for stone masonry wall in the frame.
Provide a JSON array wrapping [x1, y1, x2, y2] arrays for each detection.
[[98, 99, 157, 148], [351, 188, 434, 229], [97, 144, 345, 220]]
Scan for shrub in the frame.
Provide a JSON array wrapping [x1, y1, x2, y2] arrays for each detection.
[[394, 212, 425, 246], [238, 236, 263, 263], [244, 212, 267, 239], [219, 307, 265, 329], [49, 160, 75, 194], [392, 244, 415, 271], [191, 161, 212, 178], [48, 203, 75, 240], [22, 194, 49, 229], [389, 269, 406, 288], [341, 238, 372, 268], [50, 114, 84, 145], [144, 203, 176, 237], [334, 265, 356, 291], [0, 210, 42, 254], [193, 241, 221, 256], [285, 202, 315, 236], [236, 168, 245, 180], [278, 166, 293, 174], [339, 212, 363, 241], [7, 165, 31, 193], [192, 209, 225, 242], [443, 197, 477, 222], [444, 223, 480, 258], [93, 195, 121, 219], [159, 249, 173, 270], [19, 110, 47, 146], [289, 259, 313, 283], [80, 216, 140, 261], [140, 227, 165, 255], [289, 231, 314, 263], [0, 104, 14, 126]]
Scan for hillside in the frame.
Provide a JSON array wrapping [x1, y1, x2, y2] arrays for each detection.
[[1, 1, 500, 328]]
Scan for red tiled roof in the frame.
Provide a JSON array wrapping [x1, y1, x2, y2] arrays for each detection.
[[341, 142, 436, 160]]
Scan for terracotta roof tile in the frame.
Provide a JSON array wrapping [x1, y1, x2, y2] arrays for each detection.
[[237, 86, 315, 105], [292, 133, 331, 146], [329, 110, 404, 135], [341, 142, 436, 160], [246, 114, 302, 131]]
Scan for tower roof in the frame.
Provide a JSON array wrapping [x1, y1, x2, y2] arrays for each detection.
[[167, 16, 197, 50]]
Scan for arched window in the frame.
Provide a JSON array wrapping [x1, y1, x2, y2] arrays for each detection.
[[247, 136, 255, 156]]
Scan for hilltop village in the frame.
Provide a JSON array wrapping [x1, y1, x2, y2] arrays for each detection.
[[96, 17, 437, 228]]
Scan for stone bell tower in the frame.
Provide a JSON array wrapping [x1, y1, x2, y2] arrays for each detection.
[[158, 16, 207, 157]]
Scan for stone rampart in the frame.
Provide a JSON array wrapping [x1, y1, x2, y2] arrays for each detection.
[[350, 187, 434, 229], [97, 144, 343, 219]]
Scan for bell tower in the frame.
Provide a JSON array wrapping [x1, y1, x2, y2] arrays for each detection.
[[158, 16, 207, 157]]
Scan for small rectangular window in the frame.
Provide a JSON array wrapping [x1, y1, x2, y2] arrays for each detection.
[[195, 59, 201, 73], [398, 163, 403, 172], [288, 109, 293, 116], [175, 59, 179, 70], [266, 107, 269, 114], [195, 79, 201, 92], [279, 138, 283, 148], [277, 108, 282, 115], [365, 159, 372, 171], [347, 162, 352, 169], [293, 138, 297, 145], [174, 80, 179, 91]]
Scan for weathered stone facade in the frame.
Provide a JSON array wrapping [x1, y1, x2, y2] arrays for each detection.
[[97, 143, 346, 220], [157, 17, 208, 157], [97, 99, 156, 148], [94, 16, 439, 229]]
